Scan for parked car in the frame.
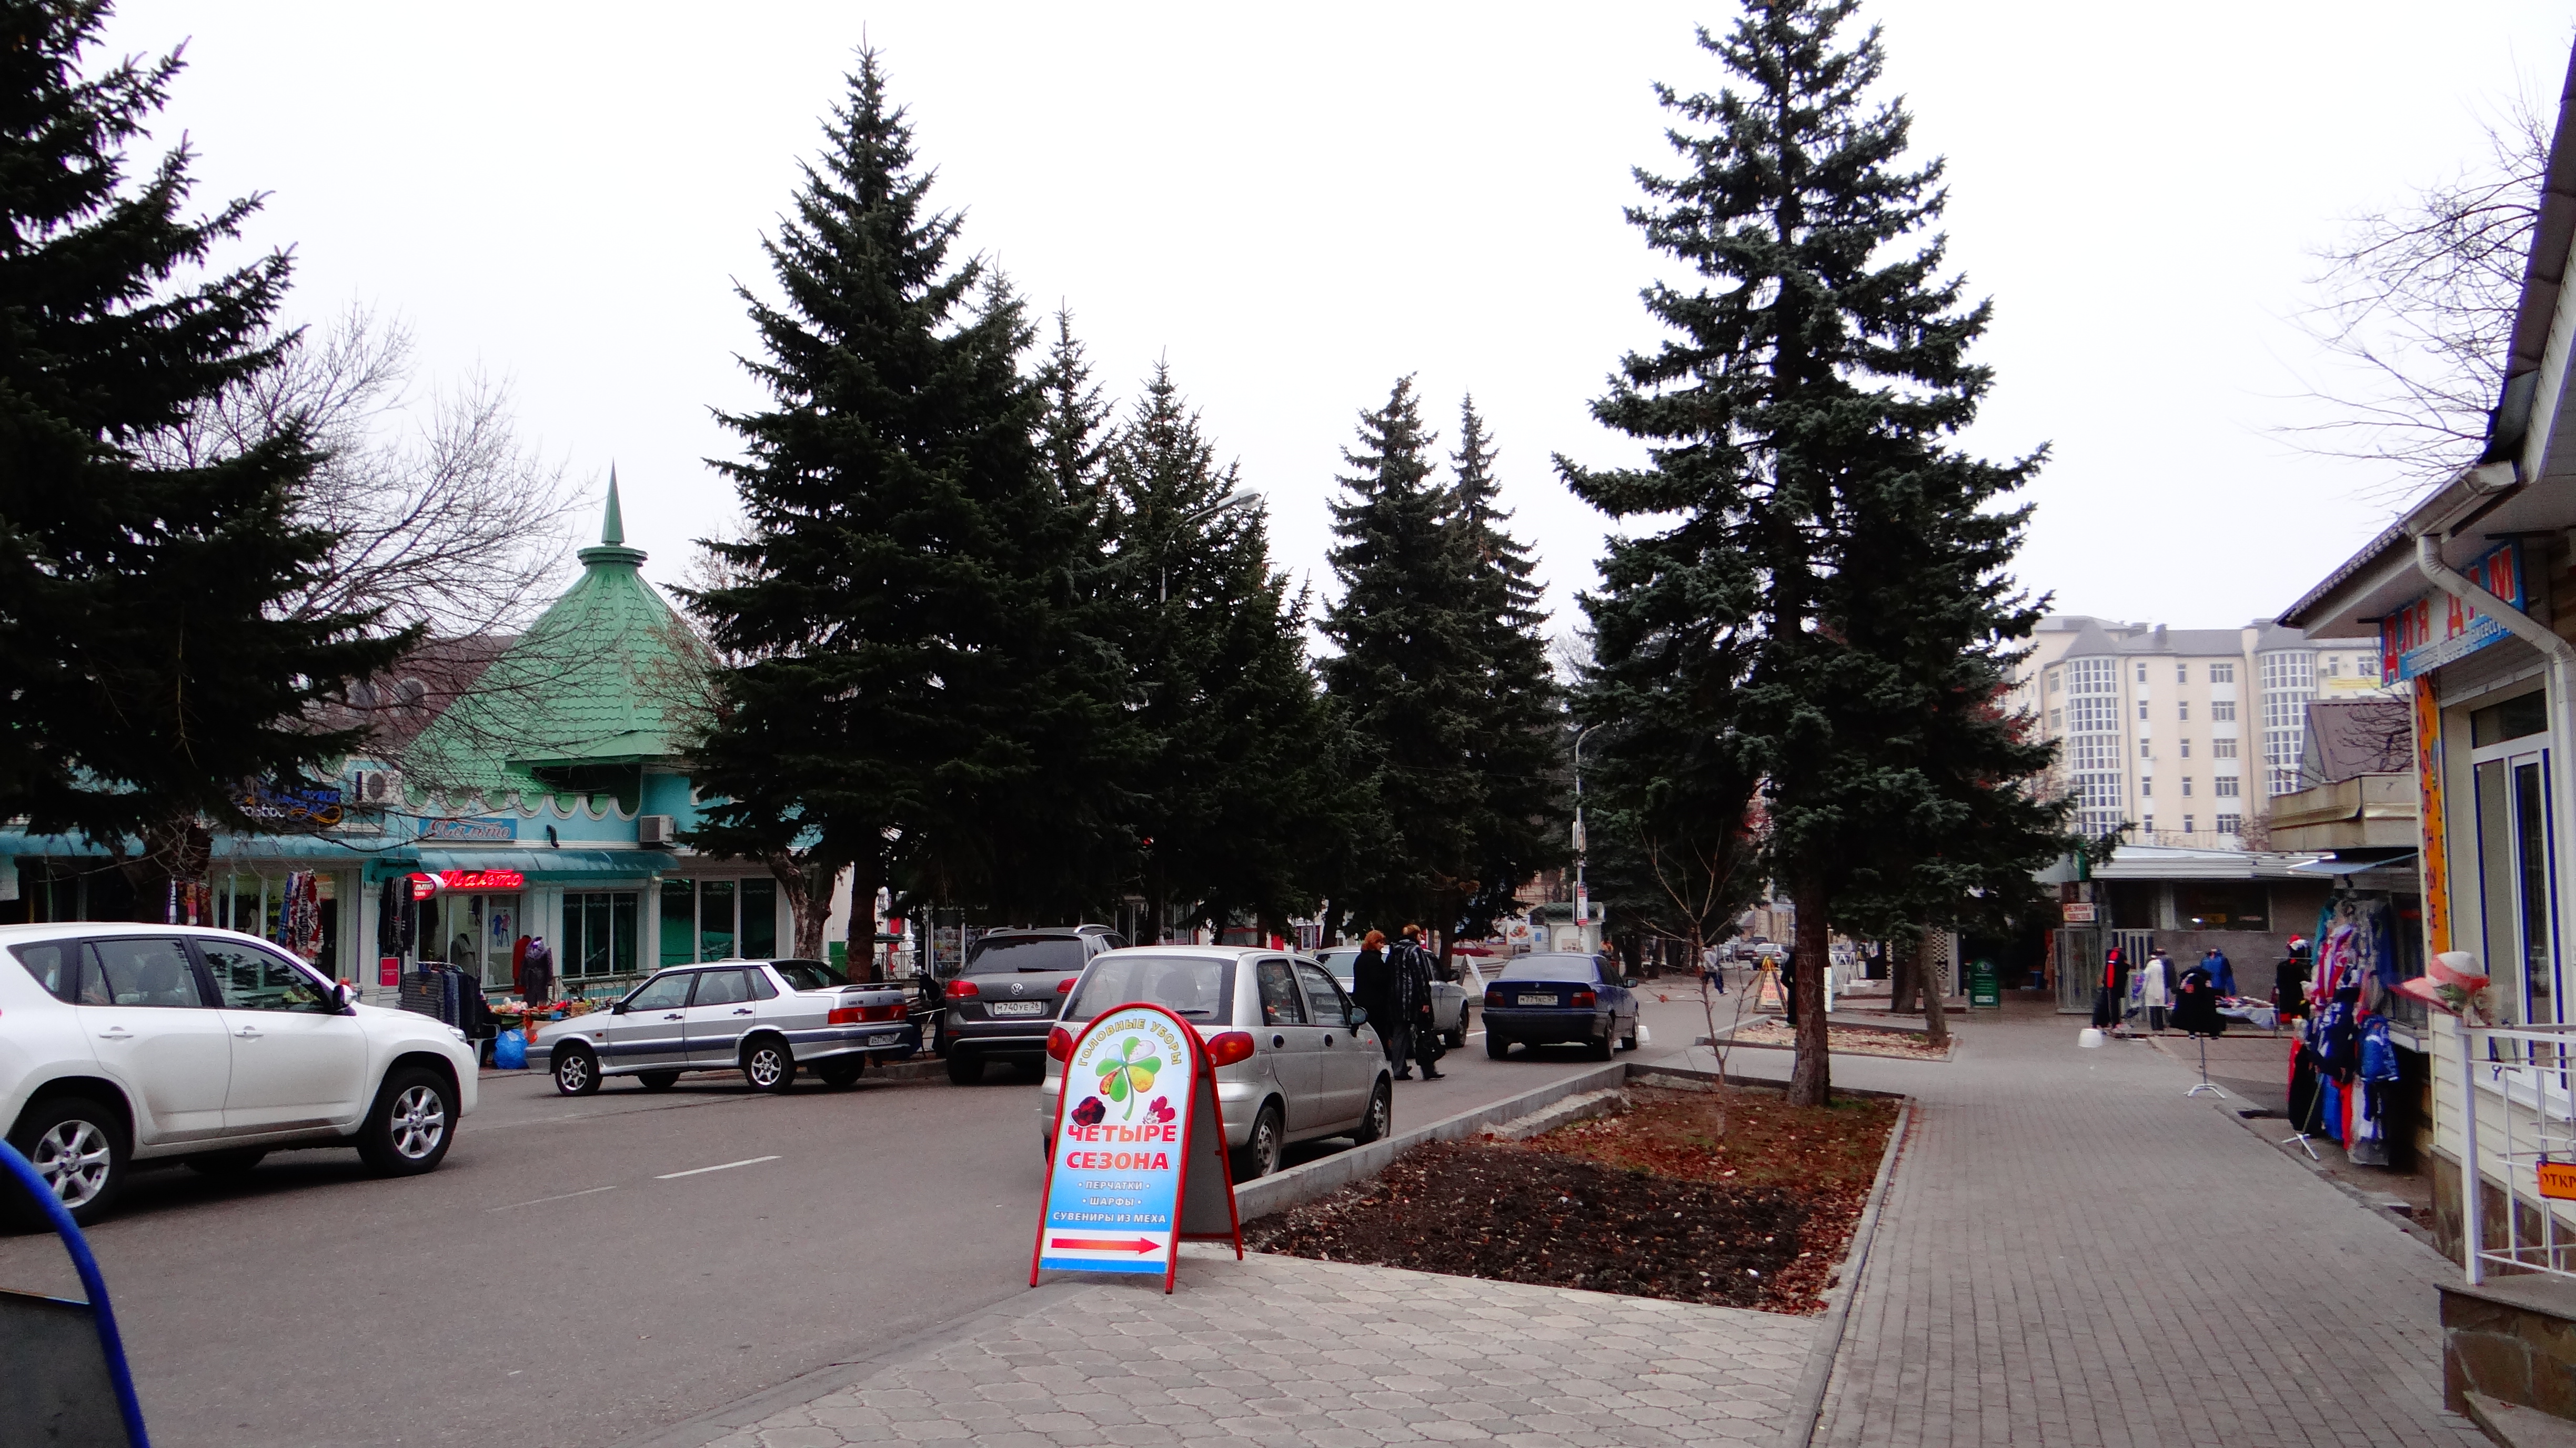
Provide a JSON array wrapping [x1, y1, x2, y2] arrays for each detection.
[[1038, 947, 1392, 1180], [1481, 951, 1640, 1061], [1, 923, 480, 1226], [1313, 947, 1472, 1048], [532, 958, 914, 1095], [937, 925, 1125, 1084]]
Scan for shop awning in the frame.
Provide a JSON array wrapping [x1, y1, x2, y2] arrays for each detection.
[[210, 833, 413, 864], [0, 832, 125, 857], [2289, 852, 2418, 877], [414, 847, 676, 882]]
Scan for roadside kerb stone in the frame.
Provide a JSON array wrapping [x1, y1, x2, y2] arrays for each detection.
[[1481, 1088, 1629, 1141]]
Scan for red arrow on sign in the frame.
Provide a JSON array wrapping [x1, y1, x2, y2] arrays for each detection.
[[1048, 1236, 1160, 1254]]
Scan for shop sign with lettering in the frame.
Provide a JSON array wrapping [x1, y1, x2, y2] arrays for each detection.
[[2380, 541, 2525, 683], [1031, 1002, 1241, 1292], [419, 816, 517, 842]]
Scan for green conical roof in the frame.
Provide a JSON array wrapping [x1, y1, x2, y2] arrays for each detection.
[[405, 483, 708, 805]]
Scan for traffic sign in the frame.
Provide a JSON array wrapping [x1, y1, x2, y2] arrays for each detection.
[[1031, 1002, 1242, 1292]]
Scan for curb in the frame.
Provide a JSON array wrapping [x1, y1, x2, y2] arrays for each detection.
[[1230, 1060, 1629, 1220], [1780, 1095, 1914, 1448], [609, 1281, 1099, 1448]]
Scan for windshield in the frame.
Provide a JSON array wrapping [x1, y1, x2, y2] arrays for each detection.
[[1315, 949, 1359, 978], [965, 935, 1088, 974], [1499, 953, 1602, 983], [771, 960, 849, 991], [1065, 954, 1234, 1022]]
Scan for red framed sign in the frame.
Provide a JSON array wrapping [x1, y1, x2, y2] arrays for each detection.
[[1029, 1001, 1241, 1293]]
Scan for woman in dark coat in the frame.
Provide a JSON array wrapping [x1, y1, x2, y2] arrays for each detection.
[[1351, 931, 1404, 1071]]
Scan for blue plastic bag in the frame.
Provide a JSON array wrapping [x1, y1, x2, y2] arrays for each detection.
[[492, 1030, 527, 1070]]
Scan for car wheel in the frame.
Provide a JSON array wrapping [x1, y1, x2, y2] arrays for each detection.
[[1353, 1079, 1392, 1145], [1232, 1102, 1285, 1181], [185, 1148, 268, 1177], [8, 1097, 126, 1228], [1620, 1018, 1639, 1052], [357, 1067, 456, 1176], [1443, 1007, 1467, 1050], [1588, 1031, 1615, 1061], [742, 1037, 797, 1093], [638, 1071, 681, 1092], [817, 1060, 864, 1088], [552, 1045, 601, 1096], [1486, 1033, 1511, 1060], [947, 1051, 982, 1085]]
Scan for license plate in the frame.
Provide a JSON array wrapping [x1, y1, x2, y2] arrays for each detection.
[[988, 1001, 1048, 1017], [1516, 993, 1557, 1006], [870, 1031, 903, 1044]]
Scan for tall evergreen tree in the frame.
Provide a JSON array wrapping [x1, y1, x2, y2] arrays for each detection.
[[687, 49, 1133, 972], [1445, 398, 1568, 951], [1103, 363, 1363, 939], [1319, 377, 1480, 933], [0, 1, 406, 911], [1562, 1, 2043, 1104]]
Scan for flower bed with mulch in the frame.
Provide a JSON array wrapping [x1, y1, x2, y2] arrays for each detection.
[[1242, 1084, 1898, 1314], [1717, 1018, 1953, 1060]]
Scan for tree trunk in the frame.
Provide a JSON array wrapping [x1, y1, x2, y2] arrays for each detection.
[[1889, 942, 1919, 1015], [122, 817, 211, 925], [847, 850, 883, 982], [1786, 878, 1832, 1108], [1919, 922, 1950, 1047], [767, 850, 847, 963]]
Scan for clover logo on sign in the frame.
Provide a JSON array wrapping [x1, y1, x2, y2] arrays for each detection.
[[1095, 1035, 1161, 1119]]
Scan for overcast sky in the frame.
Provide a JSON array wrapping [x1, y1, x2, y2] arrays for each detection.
[[101, 1, 2576, 643]]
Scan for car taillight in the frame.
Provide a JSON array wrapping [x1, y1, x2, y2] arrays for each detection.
[[1571, 990, 1597, 1009], [1484, 987, 1503, 1007], [1046, 1026, 1074, 1062], [944, 979, 979, 999], [830, 1002, 902, 1024], [1056, 977, 1075, 993], [1205, 1031, 1256, 1068]]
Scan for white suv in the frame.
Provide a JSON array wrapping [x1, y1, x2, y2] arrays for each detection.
[[1, 923, 480, 1225]]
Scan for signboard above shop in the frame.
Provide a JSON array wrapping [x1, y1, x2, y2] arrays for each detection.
[[2380, 541, 2525, 683], [419, 816, 517, 842]]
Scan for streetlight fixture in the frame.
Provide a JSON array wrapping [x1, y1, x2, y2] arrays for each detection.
[[1161, 488, 1264, 603]]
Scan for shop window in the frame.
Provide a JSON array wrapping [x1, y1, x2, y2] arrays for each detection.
[[2476, 756, 2557, 1024], [660, 879, 696, 967], [564, 892, 638, 979], [657, 878, 780, 964], [700, 880, 737, 960], [742, 878, 778, 958], [2177, 883, 2267, 929], [2472, 691, 2547, 747]]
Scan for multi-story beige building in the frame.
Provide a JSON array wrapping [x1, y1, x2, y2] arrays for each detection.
[[2007, 616, 2396, 849]]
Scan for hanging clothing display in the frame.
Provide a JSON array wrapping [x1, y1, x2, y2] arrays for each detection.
[[2171, 964, 2224, 1036]]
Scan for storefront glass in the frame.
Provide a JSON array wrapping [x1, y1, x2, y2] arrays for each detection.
[[563, 891, 638, 979], [656, 877, 780, 964], [414, 890, 524, 991], [699, 879, 735, 960], [2472, 692, 2558, 1027]]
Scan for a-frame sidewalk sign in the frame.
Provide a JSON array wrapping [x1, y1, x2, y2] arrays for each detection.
[[1029, 1000, 1243, 1293]]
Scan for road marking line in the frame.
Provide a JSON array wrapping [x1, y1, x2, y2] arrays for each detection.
[[488, 1184, 618, 1211], [656, 1154, 781, 1180]]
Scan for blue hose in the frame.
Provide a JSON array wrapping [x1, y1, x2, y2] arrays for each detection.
[[0, 1138, 151, 1446]]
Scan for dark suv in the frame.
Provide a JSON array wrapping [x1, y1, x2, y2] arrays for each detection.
[[938, 925, 1125, 1083]]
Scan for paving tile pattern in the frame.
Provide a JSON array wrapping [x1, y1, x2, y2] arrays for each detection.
[[1748, 1004, 2487, 1448], [699, 1248, 1816, 1448]]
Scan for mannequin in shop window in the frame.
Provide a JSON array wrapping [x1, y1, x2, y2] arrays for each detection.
[[518, 936, 554, 1007]]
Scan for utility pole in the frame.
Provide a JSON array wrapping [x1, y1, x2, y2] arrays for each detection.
[[1572, 725, 1598, 952]]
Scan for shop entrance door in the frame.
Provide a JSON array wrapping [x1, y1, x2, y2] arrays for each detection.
[[2473, 742, 2558, 1027]]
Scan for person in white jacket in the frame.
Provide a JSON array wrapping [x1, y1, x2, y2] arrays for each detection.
[[2139, 949, 2174, 1034]]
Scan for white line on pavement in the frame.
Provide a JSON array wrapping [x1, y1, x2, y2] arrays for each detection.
[[656, 1154, 781, 1180], [488, 1184, 618, 1212]]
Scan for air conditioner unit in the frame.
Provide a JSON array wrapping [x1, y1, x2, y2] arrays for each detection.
[[352, 768, 404, 806], [637, 815, 675, 846]]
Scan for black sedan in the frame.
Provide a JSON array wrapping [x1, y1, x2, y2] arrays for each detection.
[[1482, 952, 1639, 1061]]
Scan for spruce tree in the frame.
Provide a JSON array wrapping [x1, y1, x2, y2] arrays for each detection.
[[0, 1, 406, 910], [1103, 364, 1362, 939], [1319, 377, 1480, 932], [1444, 398, 1568, 953], [1562, 2, 2044, 1104], [688, 49, 1134, 970]]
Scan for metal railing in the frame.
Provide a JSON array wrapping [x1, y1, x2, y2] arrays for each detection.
[[2458, 1016, 2576, 1284]]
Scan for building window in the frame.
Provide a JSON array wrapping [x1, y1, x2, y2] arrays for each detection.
[[2141, 778, 2154, 797], [2143, 815, 2155, 833], [2048, 669, 2061, 694], [2139, 700, 2150, 720], [2183, 815, 2196, 833], [2215, 776, 2241, 797], [2139, 739, 2151, 758], [562, 892, 639, 980], [2217, 813, 2241, 834], [2213, 699, 2237, 721], [2049, 708, 2064, 733], [2178, 700, 2190, 721], [2260, 650, 2318, 797], [2213, 738, 2238, 758], [2182, 777, 2194, 797], [2066, 657, 2124, 835], [2137, 663, 2148, 682], [2325, 656, 2340, 677], [659, 878, 782, 967], [2180, 739, 2191, 758], [2177, 663, 2188, 683], [2211, 663, 2235, 683]]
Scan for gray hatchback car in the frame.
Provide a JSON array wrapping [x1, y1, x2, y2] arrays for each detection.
[[1038, 947, 1394, 1179]]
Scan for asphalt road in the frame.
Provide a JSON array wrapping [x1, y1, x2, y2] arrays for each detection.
[[0, 984, 1722, 1447]]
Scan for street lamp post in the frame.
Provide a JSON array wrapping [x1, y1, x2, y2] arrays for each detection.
[[1572, 725, 1599, 950]]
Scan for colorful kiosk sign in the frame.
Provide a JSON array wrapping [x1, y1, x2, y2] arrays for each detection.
[[1030, 1002, 1241, 1292], [2379, 541, 2525, 683]]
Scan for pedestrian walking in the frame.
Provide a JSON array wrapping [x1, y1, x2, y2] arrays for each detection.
[[1394, 924, 1445, 1080], [2092, 945, 2124, 1029], [1702, 944, 1727, 994], [1352, 931, 1412, 1077]]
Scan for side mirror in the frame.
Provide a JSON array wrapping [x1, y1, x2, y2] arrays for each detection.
[[332, 981, 356, 1012], [609, 1000, 629, 1015], [1350, 1007, 1369, 1026], [1624, 977, 1641, 989]]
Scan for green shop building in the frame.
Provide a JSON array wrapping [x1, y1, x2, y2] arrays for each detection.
[[0, 485, 794, 1002]]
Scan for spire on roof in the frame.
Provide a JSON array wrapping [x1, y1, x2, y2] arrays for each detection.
[[602, 467, 625, 547]]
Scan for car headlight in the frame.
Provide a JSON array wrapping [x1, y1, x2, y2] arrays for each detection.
[[446, 1025, 469, 1043]]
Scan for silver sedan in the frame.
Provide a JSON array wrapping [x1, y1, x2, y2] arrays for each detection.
[[1039, 947, 1393, 1179]]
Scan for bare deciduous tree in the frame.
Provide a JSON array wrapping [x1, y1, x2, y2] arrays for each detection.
[[2290, 96, 2550, 497]]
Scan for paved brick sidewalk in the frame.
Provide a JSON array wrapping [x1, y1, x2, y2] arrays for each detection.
[[1687, 1001, 2481, 1448], [683, 1248, 1814, 1448]]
